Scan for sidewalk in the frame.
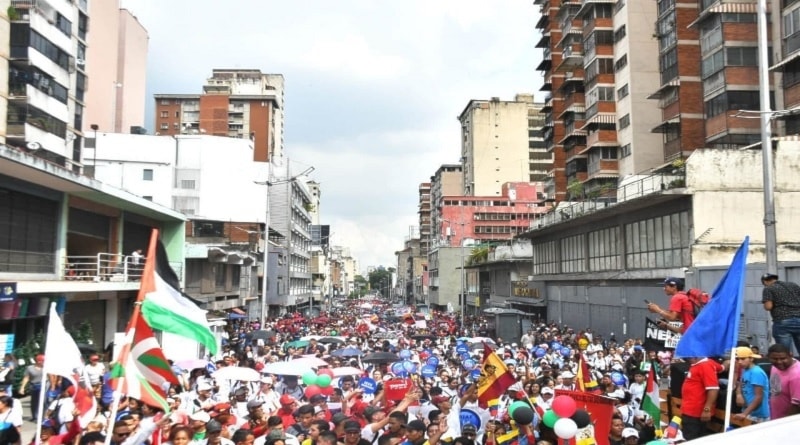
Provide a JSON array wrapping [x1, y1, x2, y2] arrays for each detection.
[[19, 394, 38, 442]]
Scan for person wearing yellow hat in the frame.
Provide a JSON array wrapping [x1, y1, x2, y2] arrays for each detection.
[[732, 346, 770, 423]]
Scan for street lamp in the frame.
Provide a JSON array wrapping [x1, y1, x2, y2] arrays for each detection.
[[255, 165, 314, 325]]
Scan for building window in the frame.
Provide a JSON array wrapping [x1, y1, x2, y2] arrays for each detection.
[[619, 114, 631, 129], [160, 111, 168, 118], [588, 227, 620, 271], [180, 180, 196, 190], [625, 211, 691, 269], [160, 99, 170, 105], [143, 169, 154, 181], [55, 13, 72, 36], [701, 49, 724, 78], [533, 240, 559, 274], [614, 25, 627, 43], [726, 47, 758, 66], [175, 111, 180, 118], [561, 234, 586, 273], [621, 143, 632, 158], [618, 84, 629, 99], [142, 196, 153, 201], [614, 54, 628, 72], [601, 147, 618, 159], [160, 123, 168, 130], [0, 187, 59, 273]]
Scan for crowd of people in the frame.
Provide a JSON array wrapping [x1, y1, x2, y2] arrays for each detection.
[[0, 272, 799, 445]]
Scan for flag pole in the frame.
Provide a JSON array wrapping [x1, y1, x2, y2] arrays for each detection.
[[104, 229, 160, 445], [723, 347, 737, 431]]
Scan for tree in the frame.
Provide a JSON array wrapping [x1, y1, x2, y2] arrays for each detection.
[[368, 268, 393, 295]]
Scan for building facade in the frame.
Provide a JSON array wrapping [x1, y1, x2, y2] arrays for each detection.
[[84, 1, 147, 134], [154, 69, 284, 163], [6, 0, 90, 173], [459, 94, 541, 196]]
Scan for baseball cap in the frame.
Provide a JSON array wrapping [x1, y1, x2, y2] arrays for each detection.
[[663, 277, 684, 287], [560, 371, 575, 379], [190, 411, 211, 423], [197, 382, 213, 392], [622, 428, 639, 439], [734, 346, 761, 359], [761, 273, 779, 282], [344, 420, 361, 432], [332, 413, 350, 426], [247, 400, 264, 410], [206, 420, 223, 433], [267, 430, 287, 441], [363, 406, 380, 420], [279, 394, 296, 406], [608, 389, 626, 400], [405, 420, 426, 432], [309, 394, 326, 404], [462, 424, 478, 435], [541, 387, 554, 396]]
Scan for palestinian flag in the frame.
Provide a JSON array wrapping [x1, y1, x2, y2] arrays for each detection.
[[576, 353, 601, 394], [641, 366, 662, 433], [140, 237, 217, 354], [477, 343, 517, 407], [110, 314, 179, 411]]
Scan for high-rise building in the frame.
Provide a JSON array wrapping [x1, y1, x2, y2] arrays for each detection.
[[528, 102, 552, 182], [429, 164, 463, 250], [458, 94, 542, 196], [154, 69, 284, 163], [418, 182, 431, 256], [5, 0, 90, 173], [84, 1, 148, 134]]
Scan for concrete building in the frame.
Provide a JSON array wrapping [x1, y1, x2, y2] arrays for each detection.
[[418, 182, 432, 256], [153, 69, 284, 163], [459, 94, 541, 196], [528, 102, 552, 182], [1, 2, 9, 145], [5, 0, 90, 173], [519, 144, 800, 350], [396, 235, 425, 305], [0, 143, 187, 354], [84, 2, 147, 134]]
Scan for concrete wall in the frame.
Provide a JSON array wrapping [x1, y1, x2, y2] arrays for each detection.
[[116, 9, 148, 132], [688, 143, 800, 265], [428, 247, 463, 309], [0, 0, 9, 145], [84, 0, 120, 133]]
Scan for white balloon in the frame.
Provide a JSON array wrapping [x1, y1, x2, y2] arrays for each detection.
[[553, 417, 579, 440]]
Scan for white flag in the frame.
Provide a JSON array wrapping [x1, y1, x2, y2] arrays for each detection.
[[44, 303, 84, 382]]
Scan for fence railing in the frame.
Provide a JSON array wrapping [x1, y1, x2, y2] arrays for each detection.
[[64, 253, 184, 282]]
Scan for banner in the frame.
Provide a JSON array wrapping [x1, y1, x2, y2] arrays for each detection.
[[554, 390, 615, 445], [384, 378, 413, 401], [644, 318, 681, 350]]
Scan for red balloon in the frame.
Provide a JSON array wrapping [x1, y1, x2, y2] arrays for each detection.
[[320, 385, 335, 396], [304, 385, 322, 400], [551, 395, 577, 418], [317, 368, 335, 378]]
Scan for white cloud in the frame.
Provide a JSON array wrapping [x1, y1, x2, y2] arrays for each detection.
[[123, 0, 540, 270]]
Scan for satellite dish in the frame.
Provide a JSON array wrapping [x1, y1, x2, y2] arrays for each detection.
[[26, 142, 41, 150]]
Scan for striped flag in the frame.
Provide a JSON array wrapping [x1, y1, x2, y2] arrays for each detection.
[[576, 353, 601, 394], [140, 238, 217, 354], [641, 366, 662, 434], [477, 344, 517, 407], [110, 314, 179, 411], [488, 398, 500, 418]]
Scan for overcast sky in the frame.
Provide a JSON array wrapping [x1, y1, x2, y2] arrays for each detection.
[[121, 0, 541, 272]]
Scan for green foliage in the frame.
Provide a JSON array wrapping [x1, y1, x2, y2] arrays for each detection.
[[467, 246, 489, 266], [68, 320, 93, 345], [368, 268, 393, 293], [7, 6, 20, 21], [567, 179, 584, 200]]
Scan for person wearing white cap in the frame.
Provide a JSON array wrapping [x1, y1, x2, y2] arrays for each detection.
[[189, 381, 217, 413], [536, 387, 555, 411], [621, 427, 639, 445], [554, 371, 576, 391]]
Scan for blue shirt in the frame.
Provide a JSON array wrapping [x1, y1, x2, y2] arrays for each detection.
[[741, 365, 770, 419]]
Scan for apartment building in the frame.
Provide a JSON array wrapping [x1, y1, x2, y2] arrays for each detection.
[[5, 0, 90, 173], [418, 182, 431, 257], [84, 1, 147, 134], [771, 0, 800, 132], [458, 94, 541, 196], [154, 69, 284, 163]]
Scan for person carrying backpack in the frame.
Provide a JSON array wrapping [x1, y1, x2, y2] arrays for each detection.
[[647, 277, 695, 334]]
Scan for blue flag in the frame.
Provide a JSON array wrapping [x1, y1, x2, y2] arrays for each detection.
[[675, 237, 749, 358]]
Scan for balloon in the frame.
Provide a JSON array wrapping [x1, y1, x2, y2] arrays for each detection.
[[508, 401, 528, 417], [534, 348, 546, 358], [426, 356, 440, 367], [320, 385, 334, 396], [552, 395, 577, 418], [551, 342, 562, 351], [391, 362, 405, 375], [400, 349, 412, 359], [512, 406, 535, 425], [553, 418, 579, 440], [560, 347, 571, 357], [402, 360, 417, 374], [570, 409, 591, 428], [317, 368, 335, 379], [302, 372, 318, 386], [462, 359, 477, 370], [610, 371, 627, 386], [316, 374, 332, 388], [304, 385, 322, 399], [542, 410, 559, 428]]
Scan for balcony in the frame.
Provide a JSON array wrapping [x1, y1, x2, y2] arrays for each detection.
[[62, 252, 182, 283]]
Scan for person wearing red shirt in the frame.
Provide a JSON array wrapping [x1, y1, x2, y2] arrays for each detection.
[[648, 277, 695, 334], [680, 357, 723, 440], [277, 395, 298, 428]]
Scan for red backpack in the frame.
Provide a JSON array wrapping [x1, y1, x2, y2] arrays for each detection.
[[685, 288, 711, 317]]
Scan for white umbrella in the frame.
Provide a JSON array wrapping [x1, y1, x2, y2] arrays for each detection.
[[292, 356, 329, 368], [261, 361, 313, 376], [301, 335, 324, 341], [467, 337, 496, 344], [332, 366, 364, 377], [212, 366, 261, 382]]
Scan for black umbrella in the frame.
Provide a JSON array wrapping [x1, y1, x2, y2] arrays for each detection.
[[362, 351, 400, 363], [76, 343, 97, 355], [411, 334, 437, 342], [246, 330, 276, 343], [319, 337, 345, 345]]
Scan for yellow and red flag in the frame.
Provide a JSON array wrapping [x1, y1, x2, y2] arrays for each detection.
[[576, 353, 601, 394], [477, 344, 517, 406]]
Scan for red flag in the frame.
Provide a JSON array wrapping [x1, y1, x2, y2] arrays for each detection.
[[555, 390, 615, 445], [576, 354, 601, 394], [476, 344, 517, 407]]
